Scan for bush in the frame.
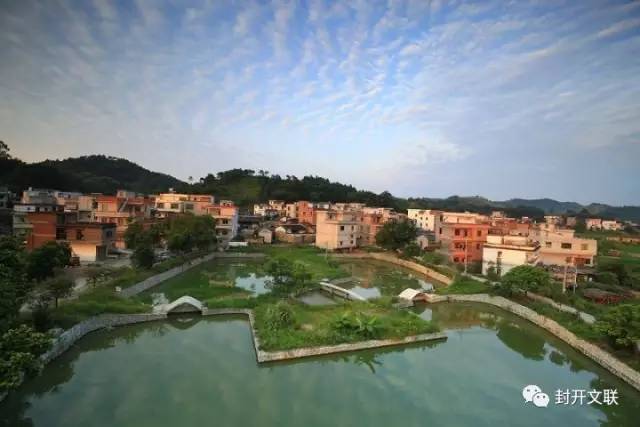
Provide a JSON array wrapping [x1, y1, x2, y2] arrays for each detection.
[[0, 325, 51, 392], [332, 311, 382, 340], [596, 272, 619, 286], [263, 302, 296, 331], [595, 304, 640, 348]]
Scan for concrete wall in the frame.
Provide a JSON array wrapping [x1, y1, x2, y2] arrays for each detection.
[[332, 252, 453, 285]]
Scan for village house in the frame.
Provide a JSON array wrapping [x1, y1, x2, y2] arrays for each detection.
[[315, 209, 360, 251], [436, 214, 490, 265], [275, 223, 315, 244], [530, 226, 597, 267], [482, 235, 540, 276], [206, 200, 239, 243], [268, 200, 286, 216], [285, 202, 298, 219], [601, 220, 622, 231], [586, 218, 603, 230], [154, 191, 215, 218], [407, 209, 443, 232], [61, 222, 116, 261], [93, 190, 156, 248], [253, 203, 279, 218]]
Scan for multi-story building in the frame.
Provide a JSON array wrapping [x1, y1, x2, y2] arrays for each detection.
[[489, 217, 531, 237], [12, 188, 60, 242], [601, 220, 622, 231], [544, 215, 563, 226], [61, 222, 116, 261], [296, 201, 317, 225], [206, 201, 239, 243], [155, 192, 214, 218], [268, 200, 286, 216], [315, 210, 360, 251], [530, 227, 597, 267], [586, 218, 602, 230], [407, 209, 443, 232], [333, 202, 366, 212], [437, 220, 490, 265], [482, 235, 540, 276], [565, 216, 577, 228], [93, 190, 155, 248], [285, 203, 298, 219], [253, 203, 279, 218]]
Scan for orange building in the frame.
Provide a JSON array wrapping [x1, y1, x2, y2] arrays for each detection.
[[438, 221, 490, 264], [205, 201, 239, 242], [93, 190, 155, 248], [296, 201, 317, 225]]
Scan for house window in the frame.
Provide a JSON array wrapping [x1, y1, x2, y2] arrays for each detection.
[[453, 257, 459, 262], [476, 243, 481, 250], [585, 259, 591, 265], [477, 230, 482, 237], [76, 229, 84, 240], [439, 227, 442, 234], [185, 203, 194, 210], [561, 243, 572, 249], [455, 229, 460, 236], [106, 230, 113, 238], [581, 243, 588, 250], [339, 241, 343, 246], [340, 226, 345, 231], [157, 203, 165, 209], [545, 242, 552, 248]]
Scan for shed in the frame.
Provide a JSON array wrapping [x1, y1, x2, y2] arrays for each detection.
[[398, 288, 428, 302]]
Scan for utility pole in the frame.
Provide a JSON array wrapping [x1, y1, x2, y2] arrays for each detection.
[[562, 261, 567, 294]]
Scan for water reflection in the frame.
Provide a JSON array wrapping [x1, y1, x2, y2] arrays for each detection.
[[336, 260, 440, 298], [2, 307, 639, 427]]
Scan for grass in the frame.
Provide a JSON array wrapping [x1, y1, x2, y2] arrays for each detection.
[[51, 286, 150, 329], [437, 276, 493, 295], [253, 300, 439, 351], [259, 245, 349, 280]]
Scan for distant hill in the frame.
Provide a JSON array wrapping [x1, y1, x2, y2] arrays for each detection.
[[0, 154, 184, 195], [1, 142, 638, 221]]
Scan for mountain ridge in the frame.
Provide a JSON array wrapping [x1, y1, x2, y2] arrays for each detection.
[[1, 147, 638, 221]]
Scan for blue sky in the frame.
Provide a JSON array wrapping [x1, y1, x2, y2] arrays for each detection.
[[1, 0, 639, 205]]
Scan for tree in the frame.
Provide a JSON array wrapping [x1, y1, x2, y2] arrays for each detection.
[[0, 140, 10, 159], [595, 305, 640, 348], [42, 276, 74, 308], [574, 218, 587, 233], [0, 325, 51, 392], [403, 242, 421, 258], [0, 237, 30, 331], [500, 265, 551, 296], [124, 221, 145, 249], [266, 258, 312, 295], [26, 242, 71, 281], [132, 236, 155, 269], [375, 220, 418, 251]]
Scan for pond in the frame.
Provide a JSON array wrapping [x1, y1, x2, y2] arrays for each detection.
[[334, 260, 442, 299], [2, 303, 639, 426], [138, 260, 274, 303]]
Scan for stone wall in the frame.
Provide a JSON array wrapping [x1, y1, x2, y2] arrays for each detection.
[[41, 314, 167, 364], [119, 252, 266, 297], [332, 252, 453, 285], [424, 293, 640, 392]]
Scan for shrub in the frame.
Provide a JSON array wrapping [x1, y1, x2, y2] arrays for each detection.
[[263, 302, 296, 331], [332, 311, 382, 339]]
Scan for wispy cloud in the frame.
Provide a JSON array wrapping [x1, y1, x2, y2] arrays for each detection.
[[0, 0, 639, 204]]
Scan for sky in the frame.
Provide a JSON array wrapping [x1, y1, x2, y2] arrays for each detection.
[[1, 0, 639, 205]]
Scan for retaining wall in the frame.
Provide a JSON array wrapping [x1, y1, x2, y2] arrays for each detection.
[[332, 252, 453, 285], [119, 252, 265, 297], [424, 293, 640, 392]]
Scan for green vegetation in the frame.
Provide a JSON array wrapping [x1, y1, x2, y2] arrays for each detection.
[[265, 258, 314, 296], [254, 300, 438, 351], [0, 325, 51, 393], [26, 241, 71, 282], [419, 252, 457, 279], [375, 220, 418, 253], [497, 265, 552, 296], [594, 305, 640, 348], [437, 276, 492, 295]]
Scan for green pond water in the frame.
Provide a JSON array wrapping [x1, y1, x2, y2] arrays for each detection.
[[2, 302, 639, 427], [335, 260, 442, 299]]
